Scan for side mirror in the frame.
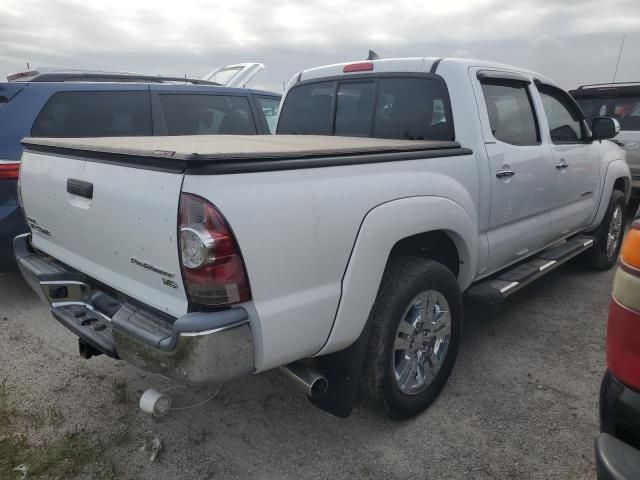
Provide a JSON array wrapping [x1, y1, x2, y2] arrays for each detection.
[[592, 117, 620, 141]]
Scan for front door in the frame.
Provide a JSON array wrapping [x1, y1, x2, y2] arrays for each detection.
[[473, 71, 556, 273], [536, 84, 601, 237]]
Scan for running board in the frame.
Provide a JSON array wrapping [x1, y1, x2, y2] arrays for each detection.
[[466, 236, 595, 303]]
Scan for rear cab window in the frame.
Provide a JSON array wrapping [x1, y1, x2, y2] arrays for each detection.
[[277, 75, 455, 141], [31, 91, 152, 137], [157, 94, 257, 135]]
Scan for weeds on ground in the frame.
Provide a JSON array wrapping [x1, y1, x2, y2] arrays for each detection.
[[0, 378, 16, 427], [0, 379, 126, 479], [31, 406, 65, 430]]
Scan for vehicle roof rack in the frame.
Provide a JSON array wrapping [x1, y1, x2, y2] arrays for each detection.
[[575, 82, 640, 90], [7, 70, 220, 86]]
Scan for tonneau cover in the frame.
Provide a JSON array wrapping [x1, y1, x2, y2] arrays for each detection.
[[22, 135, 461, 162]]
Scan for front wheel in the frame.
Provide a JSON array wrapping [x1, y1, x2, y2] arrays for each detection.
[[587, 190, 627, 270], [361, 257, 462, 419]]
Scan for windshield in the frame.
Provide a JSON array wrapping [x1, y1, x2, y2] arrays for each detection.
[[277, 77, 454, 141], [576, 96, 640, 131]]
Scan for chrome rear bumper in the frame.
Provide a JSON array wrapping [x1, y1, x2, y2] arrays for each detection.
[[14, 233, 255, 385]]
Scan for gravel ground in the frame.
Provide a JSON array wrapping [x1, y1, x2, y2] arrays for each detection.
[[0, 241, 626, 479]]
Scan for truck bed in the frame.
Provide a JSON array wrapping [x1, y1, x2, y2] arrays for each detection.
[[22, 135, 470, 173]]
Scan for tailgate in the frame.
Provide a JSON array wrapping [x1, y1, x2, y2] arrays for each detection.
[[19, 149, 188, 317]]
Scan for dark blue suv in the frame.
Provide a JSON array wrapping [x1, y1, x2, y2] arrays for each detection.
[[0, 72, 281, 270]]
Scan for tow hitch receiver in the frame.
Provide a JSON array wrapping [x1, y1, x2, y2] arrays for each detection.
[[78, 339, 104, 359]]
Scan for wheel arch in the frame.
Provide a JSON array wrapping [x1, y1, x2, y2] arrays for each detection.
[[315, 196, 477, 356], [387, 230, 461, 279], [613, 176, 630, 198], [587, 159, 632, 232]]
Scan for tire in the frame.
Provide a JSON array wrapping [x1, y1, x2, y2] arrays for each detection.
[[361, 257, 462, 419], [587, 190, 627, 270]]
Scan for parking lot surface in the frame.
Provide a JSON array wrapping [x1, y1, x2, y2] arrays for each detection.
[[0, 255, 618, 479]]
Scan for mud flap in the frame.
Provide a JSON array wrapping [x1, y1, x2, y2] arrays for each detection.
[[309, 322, 372, 418]]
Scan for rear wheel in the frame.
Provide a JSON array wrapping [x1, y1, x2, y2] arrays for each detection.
[[362, 257, 462, 418], [588, 190, 626, 270]]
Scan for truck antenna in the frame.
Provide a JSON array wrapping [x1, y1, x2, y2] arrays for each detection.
[[367, 50, 380, 60], [26, 61, 30, 70], [611, 35, 626, 85]]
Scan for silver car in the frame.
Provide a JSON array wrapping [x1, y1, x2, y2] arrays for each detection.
[[571, 82, 640, 195]]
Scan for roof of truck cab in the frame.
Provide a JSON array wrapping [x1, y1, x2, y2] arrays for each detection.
[[297, 57, 555, 85], [22, 135, 463, 161]]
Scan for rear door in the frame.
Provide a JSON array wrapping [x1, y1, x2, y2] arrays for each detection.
[[150, 85, 261, 135], [472, 70, 555, 272], [536, 83, 601, 237]]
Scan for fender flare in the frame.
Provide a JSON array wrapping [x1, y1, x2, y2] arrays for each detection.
[[315, 196, 477, 356], [587, 159, 631, 232]]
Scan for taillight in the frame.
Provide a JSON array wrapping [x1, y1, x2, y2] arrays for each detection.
[[620, 220, 640, 269], [607, 221, 640, 390], [0, 161, 20, 180], [343, 62, 374, 73], [607, 298, 640, 391], [178, 193, 251, 307]]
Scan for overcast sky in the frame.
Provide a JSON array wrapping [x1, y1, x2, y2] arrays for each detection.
[[2, 0, 639, 91]]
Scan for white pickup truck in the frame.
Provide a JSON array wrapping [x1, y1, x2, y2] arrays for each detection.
[[15, 57, 631, 419]]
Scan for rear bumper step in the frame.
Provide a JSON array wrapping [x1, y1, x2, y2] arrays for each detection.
[[466, 236, 595, 303], [14, 233, 255, 385]]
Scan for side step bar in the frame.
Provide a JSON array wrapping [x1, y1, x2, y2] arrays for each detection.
[[466, 236, 595, 303]]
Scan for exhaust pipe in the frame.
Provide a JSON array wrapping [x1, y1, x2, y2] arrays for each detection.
[[281, 362, 328, 398]]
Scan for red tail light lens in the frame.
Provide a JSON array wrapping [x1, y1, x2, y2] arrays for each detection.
[[607, 298, 640, 390], [343, 62, 374, 73], [178, 193, 251, 307], [0, 162, 20, 180]]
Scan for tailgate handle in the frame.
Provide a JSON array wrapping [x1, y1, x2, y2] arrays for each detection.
[[67, 179, 93, 199]]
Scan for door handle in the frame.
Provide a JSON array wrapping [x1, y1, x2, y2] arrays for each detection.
[[67, 178, 93, 199], [496, 169, 515, 179], [555, 162, 569, 170]]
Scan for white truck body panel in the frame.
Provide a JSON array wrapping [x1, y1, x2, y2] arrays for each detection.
[[182, 148, 479, 369]]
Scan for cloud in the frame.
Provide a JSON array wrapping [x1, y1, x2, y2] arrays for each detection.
[[0, 0, 639, 90]]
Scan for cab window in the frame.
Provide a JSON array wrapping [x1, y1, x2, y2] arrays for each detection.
[[480, 79, 540, 146], [538, 86, 585, 143], [278, 76, 454, 141]]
